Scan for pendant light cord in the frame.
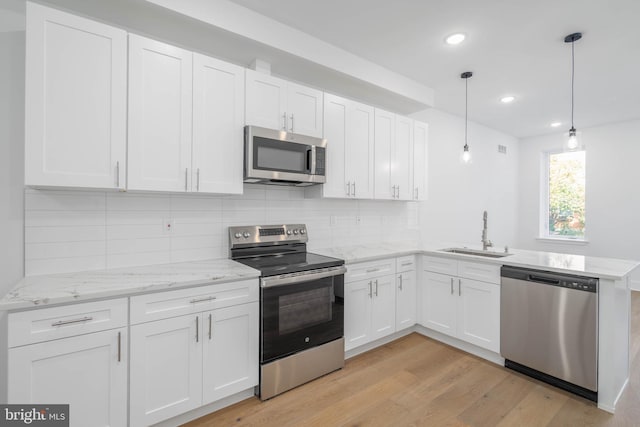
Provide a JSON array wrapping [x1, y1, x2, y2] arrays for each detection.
[[465, 77, 468, 145], [571, 40, 575, 129]]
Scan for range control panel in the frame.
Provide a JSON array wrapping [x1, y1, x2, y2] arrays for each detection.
[[229, 224, 308, 247]]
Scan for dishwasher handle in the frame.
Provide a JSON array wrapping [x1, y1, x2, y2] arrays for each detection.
[[528, 275, 560, 285]]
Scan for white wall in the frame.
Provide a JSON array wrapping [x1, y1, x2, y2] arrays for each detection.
[[0, 28, 25, 297], [24, 187, 420, 276], [412, 109, 520, 249], [517, 120, 640, 289]]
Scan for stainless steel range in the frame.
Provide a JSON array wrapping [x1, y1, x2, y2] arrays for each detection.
[[229, 224, 346, 400]]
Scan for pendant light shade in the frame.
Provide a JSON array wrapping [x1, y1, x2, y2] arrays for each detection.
[[565, 32, 582, 150], [461, 71, 473, 163]]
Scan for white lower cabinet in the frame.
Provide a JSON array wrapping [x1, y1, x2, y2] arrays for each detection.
[[420, 256, 500, 352], [7, 300, 128, 427], [396, 269, 417, 331], [129, 283, 258, 427]]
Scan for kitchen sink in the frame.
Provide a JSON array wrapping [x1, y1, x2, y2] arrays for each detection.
[[440, 247, 513, 258]]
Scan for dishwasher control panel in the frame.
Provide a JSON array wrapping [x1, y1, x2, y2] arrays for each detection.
[[501, 266, 598, 293]]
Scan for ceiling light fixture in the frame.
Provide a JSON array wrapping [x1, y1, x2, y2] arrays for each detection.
[[550, 122, 562, 128], [446, 33, 466, 45], [500, 95, 515, 104], [565, 32, 582, 150], [461, 71, 473, 164]]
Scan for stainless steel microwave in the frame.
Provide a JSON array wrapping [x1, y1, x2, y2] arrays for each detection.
[[244, 126, 327, 186]]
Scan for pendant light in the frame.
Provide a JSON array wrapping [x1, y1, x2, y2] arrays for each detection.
[[565, 32, 582, 150], [461, 71, 473, 163]]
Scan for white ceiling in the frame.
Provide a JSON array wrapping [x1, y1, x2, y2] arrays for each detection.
[[227, 0, 640, 138]]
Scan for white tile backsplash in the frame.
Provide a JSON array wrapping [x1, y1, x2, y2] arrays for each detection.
[[24, 185, 421, 275]]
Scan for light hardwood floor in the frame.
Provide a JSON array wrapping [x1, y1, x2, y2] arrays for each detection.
[[185, 292, 640, 426]]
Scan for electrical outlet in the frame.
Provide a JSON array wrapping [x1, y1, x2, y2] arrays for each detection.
[[355, 215, 361, 225], [329, 215, 337, 226]]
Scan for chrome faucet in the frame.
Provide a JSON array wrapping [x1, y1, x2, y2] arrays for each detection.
[[481, 210, 493, 251]]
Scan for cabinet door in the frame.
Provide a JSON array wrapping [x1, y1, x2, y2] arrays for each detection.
[[193, 54, 244, 194], [346, 101, 375, 199], [420, 272, 457, 337], [128, 35, 193, 192], [25, 3, 127, 189], [202, 302, 259, 404], [458, 279, 500, 352], [413, 120, 428, 201], [8, 328, 127, 427], [245, 69, 287, 131], [373, 108, 394, 200], [396, 270, 417, 330], [370, 275, 396, 341], [322, 94, 348, 198], [344, 279, 373, 351], [287, 82, 323, 137], [130, 315, 202, 427], [393, 116, 413, 200]]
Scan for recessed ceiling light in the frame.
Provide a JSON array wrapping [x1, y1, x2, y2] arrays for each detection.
[[500, 96, 515, 104], [550, 122, 562, 128], [445, 33, 466, 45]]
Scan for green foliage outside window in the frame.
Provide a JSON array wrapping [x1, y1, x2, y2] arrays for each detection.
[[548, 151, 585, 237]]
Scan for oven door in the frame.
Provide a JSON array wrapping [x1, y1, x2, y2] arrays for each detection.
[[261, 267, 345, 363]]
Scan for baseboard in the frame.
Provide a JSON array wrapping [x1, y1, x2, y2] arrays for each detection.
[[629, 280, 640, 292], [152, 388, 256, 427], [413, 325, 505, 366], [345, 328, 414, 359]]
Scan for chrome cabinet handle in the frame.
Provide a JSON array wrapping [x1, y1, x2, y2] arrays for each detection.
[[290, 114, 295, 132], [375, 279, 379, 297], [352, 182, 356, 197], [346, 181, 351, 196], [282, 112, 287, 130], [190, 296, 217, 304], [401, 262, 412, 267], [116, 161, 120, 188], [450, 278, 454, 295], [185, 168, 188, 191], [51, 316, 93, 327], [366, 268, 379, 273], [396, 185, 400, 198], [398, 274, 403, 290], [415, 188, 419, 200], [459, 278, 462, 296], [117, 331, 121, 362], [196, 168, 200, 192], [208, 313, 212, 340], [195, 316, 199, 343], [368, 281, 372, 298]]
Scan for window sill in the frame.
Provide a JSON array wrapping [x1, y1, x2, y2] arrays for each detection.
[[536, 237, 589, 246]]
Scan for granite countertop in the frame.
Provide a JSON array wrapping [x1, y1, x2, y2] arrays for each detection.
[[313, 242, 640, 281], [0, 259, 260, 311]]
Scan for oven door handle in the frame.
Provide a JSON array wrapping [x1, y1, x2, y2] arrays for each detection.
[[260, 266, 347, 288]]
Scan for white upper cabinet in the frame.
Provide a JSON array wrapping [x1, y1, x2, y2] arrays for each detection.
[[373, 110, 413, 201], [245, 69, 323, 137], [345, 101, 375, 199], [128, 35, 193, 192], [374, 109, 394, 200], [192, 54, 245, 194], [413, 120, 429, 201], [308, 94, 373, 199], [394, 115, 413, 200], [25, 3, 127, 189]]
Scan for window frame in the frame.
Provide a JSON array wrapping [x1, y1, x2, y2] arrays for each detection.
[[540, 149, 587, 242]]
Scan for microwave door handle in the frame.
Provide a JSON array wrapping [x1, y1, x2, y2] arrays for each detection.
[[310, 146, 317, 174]]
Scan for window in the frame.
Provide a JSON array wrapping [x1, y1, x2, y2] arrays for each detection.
[[543, 150, 586, 239]]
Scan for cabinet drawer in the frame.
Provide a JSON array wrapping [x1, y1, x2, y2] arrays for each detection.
[[422, 255, 458, 276], [130, 279, 258, 324], [8, 298, 128, 347], [396, 255, 415, 272], [458, 261, 500, 284], [345, 258, 395, 283]]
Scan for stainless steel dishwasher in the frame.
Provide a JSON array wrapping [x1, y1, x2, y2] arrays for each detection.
[[500, 266, 598, 401]]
